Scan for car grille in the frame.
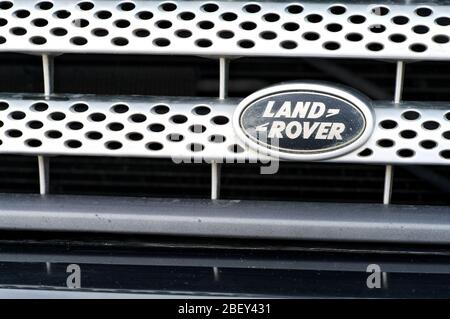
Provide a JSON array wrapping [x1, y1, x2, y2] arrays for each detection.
[[0, 0, 449, 244]]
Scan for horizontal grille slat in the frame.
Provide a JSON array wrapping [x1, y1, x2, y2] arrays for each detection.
[[1, 1, 450, 60]]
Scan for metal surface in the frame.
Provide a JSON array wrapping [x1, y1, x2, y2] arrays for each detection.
[[0, 1, 450, 60], [0, 193, 450, 243], [0, 94, 448, 164]]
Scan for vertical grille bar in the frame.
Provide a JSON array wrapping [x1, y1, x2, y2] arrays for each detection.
[[383, 61, 405, 204], [38, 54, 54, 195]]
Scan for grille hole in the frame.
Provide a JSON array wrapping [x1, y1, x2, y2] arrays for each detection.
[[146, 142, 163, 151], [369, 24, 386, 33], [244, 4, 261, 13], [240, 21, 256, 30], [367, 42, 383, 51], [443, 131, 450, 139], [28, 121, 43, 129], [189, 124, 206, 133], [112, 37, 129, 46], [25, 139, 42, 147], [65, 140, 82, 149], [441, 150, 450, 159], [92, 28, 109, 37], [0, 1, 13, 10], [6, 130, 22, 138], [196, 39, 213, 48], [209, 135, 226, 143], [152, 104, 170, 114], [346, 33, 363, 42], [77, 2, 94, 11], [284, 22, 300, 31], [392, 16, 409, 25], [86, 131, 102, 140], [377, 139, 394, 147], [212, 116, 229, 125], [380, 120, 397, 129], [303, 32, 320, 41], [36, 1, 53, 10], [329, 5, 346, 15], [51, 28, 68, 36], [415, 7, 433, 17], [170, 115, 188, 124], [202, 3, 219, 13], [96, 10, 112, 19], [192, 105, 211, 115], [400, 130, 417, 139], [46, 130, 62, 139], [136, 11, 153, 20], [111, 104, 129, 114], [305, 14, 322, 23], [397, 149, 414, 158], [89, 113, 106, 122], [420, 140, 437, 149], [433, 35, 450, 44], [11, 27, 27, 36], [68, 121, 83, 130], [70, 37, 87, 46], [371, 6, 389, 16], [218, 30, 234, 39], [281, 41, 297, 49], [263, 13, 280, 22], [153, 38, 170, 47], [261, 31, 277, 40], [324, 41, 340, 50], [156, 20, 171, 29], [167, 133, 183, 142], [10, 111, 26, 120], [107, 122, 124, 131], [221, 12, 238, 21], [130, 114, 147, 123], [412, 25, 429, 34], [445, 112, 450, 120], [72, 18, 88, 28], [71, 103, 89, 113], [49, 112, 66, 121], [148, 123, 165, 132], [326, 23, 342, 32], [422, 120, 440, 130], [0, 101, 8, 111], [179, 12, 195, 20], [32, 18, 48, 27], [175, 29, 192, 38], [238, 40, 254, 49], [402, 110, 420, 120], [286, 4, 303, 14], [229, 144, 245, 153], [189, 143, 204, 152], [410, 43, 427, 53], [358, 148, 373, 157], [54, 10, 71, 18], [349, 15, 366, 24], [127, 133, 143, 141], [118, 2, 136, 11], [105, 141, 122, 150], [30, 36, 47, 45], [390, 34, 406, 43], [114, 19, 131, 28], [435, 17, 450, 26]]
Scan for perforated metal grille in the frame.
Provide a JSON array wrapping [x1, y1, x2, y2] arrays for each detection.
[[0, 95, 448, 164], [1, 1, 450, 59]]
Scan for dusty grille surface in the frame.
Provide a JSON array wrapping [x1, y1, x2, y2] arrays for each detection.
[[0, 94, 448, 164], [0, 0, 450, 59]]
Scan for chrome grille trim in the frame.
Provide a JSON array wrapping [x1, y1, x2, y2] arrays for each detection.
[[1, 1, 450, 60], [0, 94, 448, 165]]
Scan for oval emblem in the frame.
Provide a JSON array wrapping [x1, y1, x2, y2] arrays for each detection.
[[233, 82, 374, 160]]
